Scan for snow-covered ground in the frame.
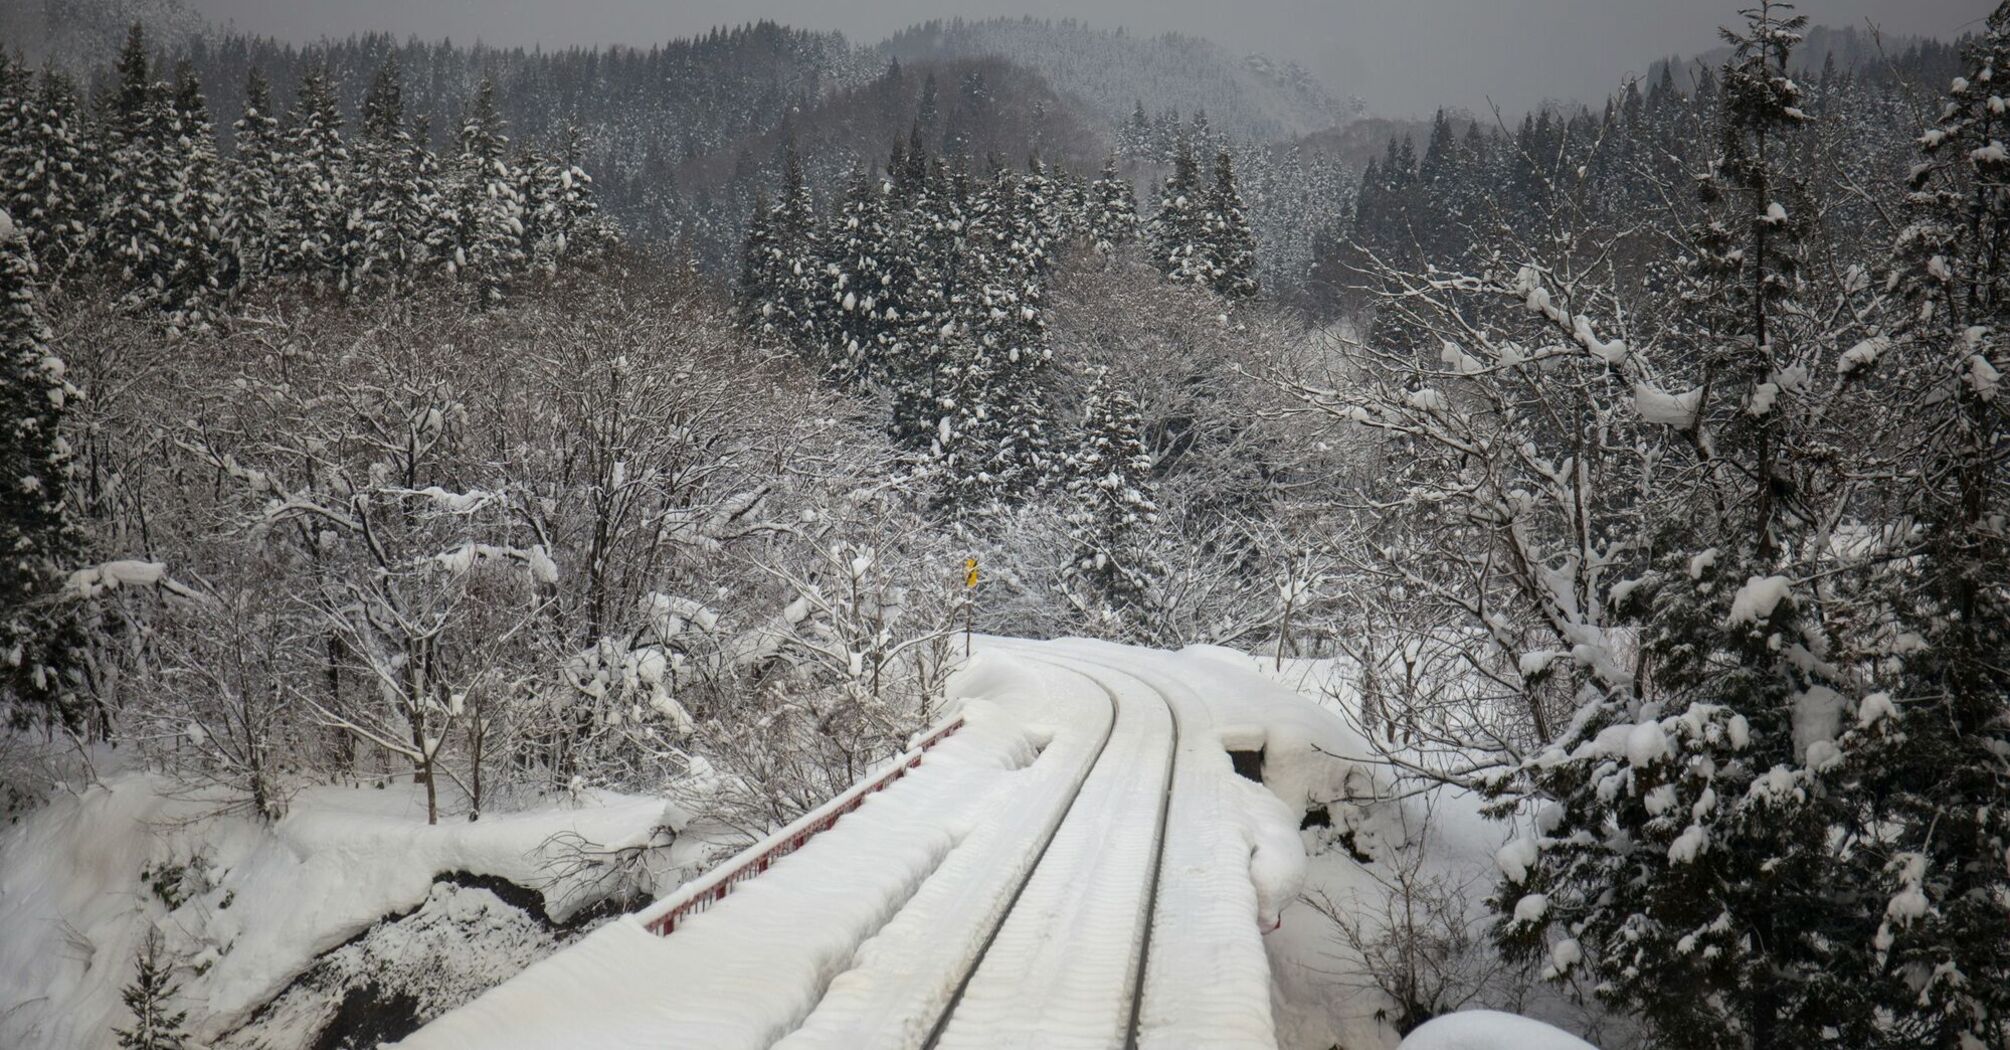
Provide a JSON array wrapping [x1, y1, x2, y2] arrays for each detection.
[[0, 759, 682, 1049], [1398, 1010, 1598, 1049], [2, 637, 1598, 1050], [398, 637, 1400, 1049]]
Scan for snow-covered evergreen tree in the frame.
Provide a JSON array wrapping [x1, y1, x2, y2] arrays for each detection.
[[1842, 6, 2010, 1043], [97, 24, 180, 313], [0, 207, 84, 733], [550, 124, 610, 261], [271, 64, 353, 290], [1494, 9, 1883, 1048], [1062, 368, 1160, 621], [967, 168, 1054, 501], [1, 61, 92, 280], [114, 929, 188, 1050], [1086, 153, 1138, 254], [444, 78, 524, 304], [1201, 148, 1260, 300], [1147, 134, 1206, 284], [735, 143, 824, 352], [222, 68, 282, 293], [161, 61, 224, 330], [822, 168, 898, 385], [352, 55, 431, 296]]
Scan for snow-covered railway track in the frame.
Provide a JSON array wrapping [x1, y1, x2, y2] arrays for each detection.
[[393, 639, 1301, 1050], [1056, 644, 1284, 1050], [919, 649, 1182, 1050], [774, 658, 1123, 1049]]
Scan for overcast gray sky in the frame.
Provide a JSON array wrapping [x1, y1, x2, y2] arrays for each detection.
[[178, 0, 1989, 116]]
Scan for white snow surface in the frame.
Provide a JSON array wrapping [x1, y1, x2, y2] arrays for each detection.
[[400, 637, 1373, 1050], [1728, 574, 1794, 624], [1400, 1010, 1599, 1049], [0, 769, 675, 1049]]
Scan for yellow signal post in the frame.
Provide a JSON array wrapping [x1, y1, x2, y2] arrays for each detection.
[[963, 557, 978, 655]]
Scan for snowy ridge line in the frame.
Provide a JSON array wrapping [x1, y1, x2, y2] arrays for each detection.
[[917, 662, 1126, 1050], [635, 714, 967, 935]]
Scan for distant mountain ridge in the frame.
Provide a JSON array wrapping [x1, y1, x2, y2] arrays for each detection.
[[878, 18, 1356, 141]]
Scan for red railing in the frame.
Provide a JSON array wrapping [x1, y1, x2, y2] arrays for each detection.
[[637, 715, 967, 936]]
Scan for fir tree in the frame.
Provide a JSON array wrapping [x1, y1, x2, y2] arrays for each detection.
[[445, 78, 524, 304], [550, 124, 609, 261], [748, 142, 822, 352], [1202, 148, 1259, 300], [222, 69, 283, 292], [1062, 368, 1161, 621], [272, 64, 353, 290], [822, 167, 899, 385], [0, 208, 84, 733], [353, 55, 431, 295], [1844, 6, 2010, 1045], [161, 61, 224, 330], [19, 71, 94, 278], [1493, 8, 1877, 1049], [1147, 134, 1206, 284], [97, 24, 180, 312], [114, 929, 189, 1050], [967, 168, 1054, 501]]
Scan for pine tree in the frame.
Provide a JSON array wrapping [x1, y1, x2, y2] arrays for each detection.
[[887, 160, 963, 454], [736, 189, 778, 332], [353, 55, 430, 295], [444, 78, 524, 304], [1842, 6, 2010, 1044], [1493, 8, 1877, 1048], [161, 61, 224, 330], [967, 168, 1054, 501], [272, 64, 353, 290], [1202, 148, 1259, 300], [515, 144, 564, 276], [0, 208, 84, 732], [222, 68, 283, 292], [550, 124, 610, 261], [822, 167, 898, 385], [114, 929, 189, 1050], [746, 142, 822, 352], [1062, 368, 1161, 621], [98, 24, 180, 312], [1147, 134, 1206, 283], [1086, 153, 1139, 254], [11, 70, 94, 279]]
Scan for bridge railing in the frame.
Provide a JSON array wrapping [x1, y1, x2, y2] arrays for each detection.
[[636, 713, 968, 936]]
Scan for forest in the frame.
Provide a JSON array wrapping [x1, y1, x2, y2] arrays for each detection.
[[0, 0, 2004, 1048]]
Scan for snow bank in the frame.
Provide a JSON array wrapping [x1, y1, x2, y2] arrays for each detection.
[[1400, 1010, 1598, 1049], [0, 772, 672, 1048], [400, 661, 1057, 1050]]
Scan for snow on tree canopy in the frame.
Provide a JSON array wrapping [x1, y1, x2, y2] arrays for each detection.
[[1727, 574, 1794, 624]]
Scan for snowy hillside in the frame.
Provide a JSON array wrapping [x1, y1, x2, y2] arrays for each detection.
[[880, 18, 1350, 141]]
